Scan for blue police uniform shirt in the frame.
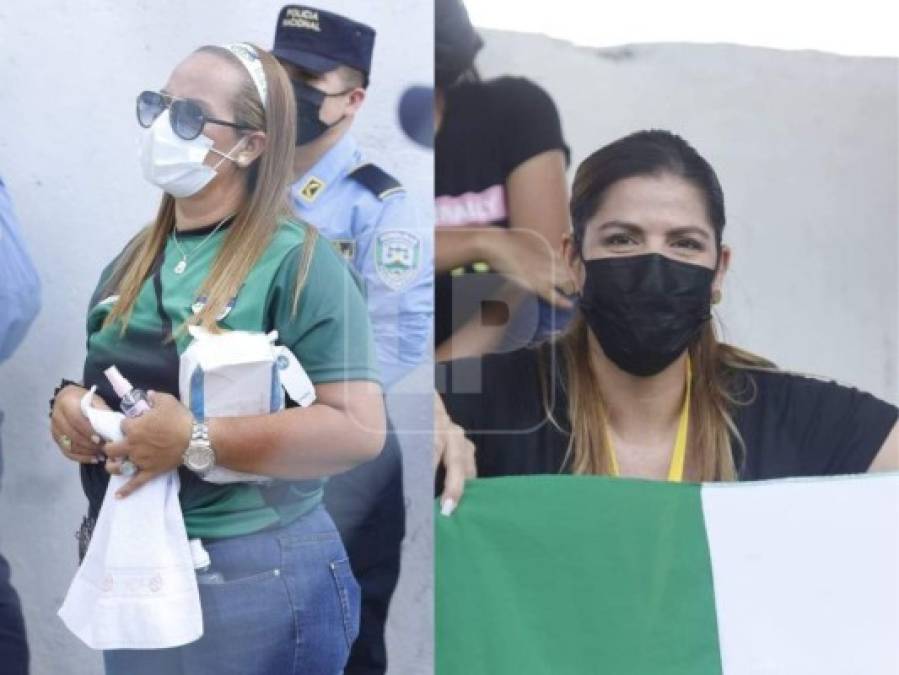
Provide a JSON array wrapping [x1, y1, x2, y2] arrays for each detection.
[[0, 176, 41, 363], [289, 134, 433, 389]]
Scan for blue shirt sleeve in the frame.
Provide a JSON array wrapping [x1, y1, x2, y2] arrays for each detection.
[[0, 178, 41, 362], [354, 192, 433, 389]]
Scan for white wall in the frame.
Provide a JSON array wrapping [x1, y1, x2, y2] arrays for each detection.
[[477, 31, 899, 404], [466, 0, 899, 59], [0, 1, 433, 674]]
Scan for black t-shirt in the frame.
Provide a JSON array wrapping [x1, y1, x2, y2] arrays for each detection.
[[435, 76, 569, 347], [439, 344, 898, 480]]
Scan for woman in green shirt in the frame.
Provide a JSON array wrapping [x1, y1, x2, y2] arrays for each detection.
[[49, 43, 383, 674]]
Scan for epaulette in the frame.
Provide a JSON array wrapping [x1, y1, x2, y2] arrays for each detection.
[[347, 163, 406, 200]]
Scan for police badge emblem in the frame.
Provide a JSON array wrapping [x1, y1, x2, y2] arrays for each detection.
[[374, 230, 421, 291]]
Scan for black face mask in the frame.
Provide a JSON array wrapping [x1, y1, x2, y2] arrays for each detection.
[[291, 80, 348, 146], [578, 253, 715, 377]]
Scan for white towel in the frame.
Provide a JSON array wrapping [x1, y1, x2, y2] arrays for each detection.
[[57, 393, 202, 649]]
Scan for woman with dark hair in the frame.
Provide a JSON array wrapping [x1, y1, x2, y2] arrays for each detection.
[[433, 0, 578, 504], [434, 0, 574, 362], [437, 129, 898, 505]]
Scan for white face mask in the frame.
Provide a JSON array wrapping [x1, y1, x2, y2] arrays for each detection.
[[139, 110, 247, 198]]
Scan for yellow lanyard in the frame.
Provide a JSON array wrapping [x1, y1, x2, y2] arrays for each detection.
[[607, 356, 692, 482]]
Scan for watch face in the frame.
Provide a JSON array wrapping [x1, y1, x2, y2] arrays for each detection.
[[186, 445, 215, 473]]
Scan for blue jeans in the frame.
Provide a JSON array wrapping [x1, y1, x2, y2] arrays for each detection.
[[103, 505, 360, 675]]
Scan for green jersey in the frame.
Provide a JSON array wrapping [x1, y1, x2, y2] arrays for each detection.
[[80, 217, 379, 539]]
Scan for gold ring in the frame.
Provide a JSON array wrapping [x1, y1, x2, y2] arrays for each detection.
[[59, 435, 72, 451]]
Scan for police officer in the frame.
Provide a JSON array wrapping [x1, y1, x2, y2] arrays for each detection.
[[0, 175, 40, 675], [273, 7, 433, 674]]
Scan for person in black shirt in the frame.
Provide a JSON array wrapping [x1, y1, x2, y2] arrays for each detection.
[[434, 0, 574, 362], [436, 130, 899, 510]]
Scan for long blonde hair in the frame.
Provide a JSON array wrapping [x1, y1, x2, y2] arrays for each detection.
[[554, 129, 776, 481], [103, 44, 306, 332]]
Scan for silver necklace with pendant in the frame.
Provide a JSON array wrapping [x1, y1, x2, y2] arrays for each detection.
[[170, 215, 232, 275]]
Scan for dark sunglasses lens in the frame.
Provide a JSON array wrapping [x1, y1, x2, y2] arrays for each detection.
[[136, 91, 164, 128], [170, 100, 204, 140]]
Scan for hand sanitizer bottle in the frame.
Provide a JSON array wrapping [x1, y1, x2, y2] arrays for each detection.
[[104, 366, 151, 418]]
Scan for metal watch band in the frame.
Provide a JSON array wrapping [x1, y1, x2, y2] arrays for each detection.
[[191, 421, 210, 444]]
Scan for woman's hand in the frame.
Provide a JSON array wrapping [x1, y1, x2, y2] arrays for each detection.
[[50, 385, 108, 464], [437, 226, 575, 309], [104, 391, 193, 499], [480, 227, 576, 309], [434, 392, 476, 516]]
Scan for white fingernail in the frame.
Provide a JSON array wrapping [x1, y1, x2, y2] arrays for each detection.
[[440, 498, 457, 517], [91, 434, 101, 445]]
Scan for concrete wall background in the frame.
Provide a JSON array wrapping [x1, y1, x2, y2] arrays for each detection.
[[0, 1, 433, 674], [478, 31, 899, 404]]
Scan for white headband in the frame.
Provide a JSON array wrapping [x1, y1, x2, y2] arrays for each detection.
[[223, 43, 268, 109]]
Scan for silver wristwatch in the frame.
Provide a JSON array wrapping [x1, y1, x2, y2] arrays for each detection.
[[183, 421, 216, 476]]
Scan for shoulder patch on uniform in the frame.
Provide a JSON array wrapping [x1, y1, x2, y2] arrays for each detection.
[[374, 230, 421, 291], [348, 163, 406, 200], [298, 175, 326, 202]]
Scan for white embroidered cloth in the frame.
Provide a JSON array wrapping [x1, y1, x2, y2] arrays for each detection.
[[57, 394, 202, 649]]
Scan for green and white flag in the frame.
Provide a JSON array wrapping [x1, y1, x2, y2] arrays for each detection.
[[436, 474, 899, 675]]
